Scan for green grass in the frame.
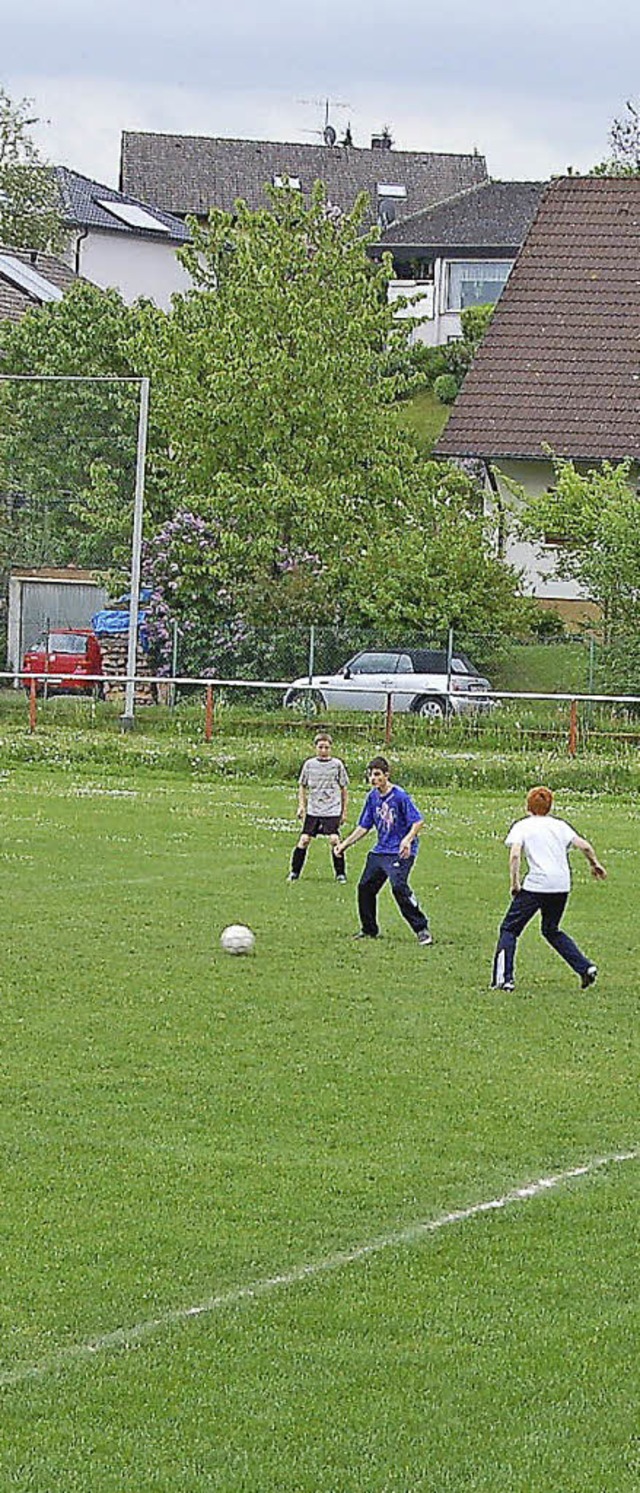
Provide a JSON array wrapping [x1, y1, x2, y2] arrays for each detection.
[[1, 766, 638, 1489], [394, 388, 450, 450], [489, 641, 594, 695]]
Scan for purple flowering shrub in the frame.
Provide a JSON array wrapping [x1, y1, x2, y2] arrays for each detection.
[[142, 510, 335, 679]]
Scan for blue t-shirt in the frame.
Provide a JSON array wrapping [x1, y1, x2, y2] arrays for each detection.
[[358, 785, 422, 857]]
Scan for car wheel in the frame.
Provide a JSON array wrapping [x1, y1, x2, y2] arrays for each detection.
[[286, 689, 326, 715], [412, 695, 447, 720]]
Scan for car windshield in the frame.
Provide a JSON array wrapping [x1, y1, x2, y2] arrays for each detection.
[[48, 633, 88, 655]]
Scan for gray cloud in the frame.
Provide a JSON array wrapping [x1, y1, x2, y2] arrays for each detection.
[[4, 0, 640, 182]]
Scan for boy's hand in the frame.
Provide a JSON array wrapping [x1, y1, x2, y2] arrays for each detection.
[[296, 806, 304, 820], [399, 835, 412, 859], [591, 862, 606, 880]]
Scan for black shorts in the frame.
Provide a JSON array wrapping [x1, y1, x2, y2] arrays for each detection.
[[302, 813, 341, 838]]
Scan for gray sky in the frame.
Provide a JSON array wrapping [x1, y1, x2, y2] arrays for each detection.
[[4, 0, 639, 187]]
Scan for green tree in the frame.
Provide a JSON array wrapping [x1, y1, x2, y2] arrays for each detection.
[[0, 281, 164, 569], [0, 86, 65, 251], [0, 184, 529, 652], [589, 99, 640, 176], [515, 457, 640, 639]]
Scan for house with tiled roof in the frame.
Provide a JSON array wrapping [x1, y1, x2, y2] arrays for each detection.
[[374, 179, 547, 344], [0, 246, 77, 322], [434, 176, 640, 616], [55, 166, 192, 309], [119, 129, 489, 228]]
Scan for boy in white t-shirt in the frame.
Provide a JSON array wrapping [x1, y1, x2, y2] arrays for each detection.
[[288, 731, 349, 882], [491, 785, 606, 991]]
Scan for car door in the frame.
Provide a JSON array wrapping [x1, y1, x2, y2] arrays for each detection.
[[390, 652, 415, 714], [337, 651, 400, 711]]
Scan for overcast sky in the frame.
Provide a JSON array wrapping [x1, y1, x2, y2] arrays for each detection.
[[4, 0, 639, 188]]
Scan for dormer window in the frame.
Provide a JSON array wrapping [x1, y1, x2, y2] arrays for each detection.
[[377, 183, 407, 227]]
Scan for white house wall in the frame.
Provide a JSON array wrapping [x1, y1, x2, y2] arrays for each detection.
[[490, 459, 586, 603], [389, 262, 463, 346], [74, 231, 193, 308]]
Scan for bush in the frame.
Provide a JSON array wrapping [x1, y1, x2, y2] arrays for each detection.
[[434, 373, 459, 405], [529, 608, 568, 641]]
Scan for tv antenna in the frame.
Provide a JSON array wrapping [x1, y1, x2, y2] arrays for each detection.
[[298, 96, 350, 146]]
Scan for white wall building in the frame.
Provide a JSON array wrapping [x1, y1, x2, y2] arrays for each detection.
[[377, 180, 546, 347], [55, 166, 192, 309]]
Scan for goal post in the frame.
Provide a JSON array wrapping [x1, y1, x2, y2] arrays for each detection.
[[0, 372, 150, 729]]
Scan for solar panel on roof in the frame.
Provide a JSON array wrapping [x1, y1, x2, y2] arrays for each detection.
[[96, 200, 172, 233], [0, 254, 64, 304]]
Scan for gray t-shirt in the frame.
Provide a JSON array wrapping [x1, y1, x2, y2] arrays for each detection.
[[299, 756, 349, 816]]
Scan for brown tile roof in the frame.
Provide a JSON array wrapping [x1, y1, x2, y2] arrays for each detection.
[[434, 177, 640, 463], [0, 246, 77, 322], [120, 131, 488, 225]]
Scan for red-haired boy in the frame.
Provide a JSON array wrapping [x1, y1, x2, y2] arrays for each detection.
[[492, 785, 606, 991]]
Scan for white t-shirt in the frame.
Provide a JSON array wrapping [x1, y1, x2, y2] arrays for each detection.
[[505, 814, 577, 893], [299, 756, 348, 816]]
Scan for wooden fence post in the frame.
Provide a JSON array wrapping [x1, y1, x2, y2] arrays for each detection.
[[385, 691, 393, 746], [204, 683, 214, 741], [29, 677, 37, 734]]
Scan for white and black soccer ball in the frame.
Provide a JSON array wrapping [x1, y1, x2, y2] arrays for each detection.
[[220, 923, 255, 956]]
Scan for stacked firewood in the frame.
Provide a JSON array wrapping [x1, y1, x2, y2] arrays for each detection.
[[97, 632, 156, 704]]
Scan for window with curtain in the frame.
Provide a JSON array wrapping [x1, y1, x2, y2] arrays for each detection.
[[445, 260, 513, 311]]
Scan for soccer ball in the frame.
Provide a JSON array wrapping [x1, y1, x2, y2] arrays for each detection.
[[220, 923, 255, 956]]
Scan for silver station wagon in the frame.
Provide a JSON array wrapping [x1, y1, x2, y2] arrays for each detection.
[[284, 648, 494, 719]]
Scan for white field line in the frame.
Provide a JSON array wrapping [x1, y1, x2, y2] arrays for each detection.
[[1, 1148, 637, 1390]]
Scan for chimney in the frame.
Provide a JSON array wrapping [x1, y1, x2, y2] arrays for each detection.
[[371, 127, 393, 151]]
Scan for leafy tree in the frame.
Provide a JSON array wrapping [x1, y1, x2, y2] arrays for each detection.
[[336, 456, 532, 639], [514, 457, 640, 640], [0, 184, 529, 657], [0, 87, 65, 251], [589, 100, 640, 176], [0, 282, 165, 570]]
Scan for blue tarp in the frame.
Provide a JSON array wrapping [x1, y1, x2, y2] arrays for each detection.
[[92, 607, 150, 651], [92, 608, 147, 635]]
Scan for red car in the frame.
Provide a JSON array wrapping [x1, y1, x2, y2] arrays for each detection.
[[22, 628, 104, 694]]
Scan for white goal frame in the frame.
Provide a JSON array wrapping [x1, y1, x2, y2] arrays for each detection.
[[0, 372, 150, 727]]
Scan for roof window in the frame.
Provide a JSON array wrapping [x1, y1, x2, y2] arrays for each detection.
[[96, 199, 171, 233]]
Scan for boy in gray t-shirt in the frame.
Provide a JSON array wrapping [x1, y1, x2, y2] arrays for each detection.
[[288, 731, 349, 882]]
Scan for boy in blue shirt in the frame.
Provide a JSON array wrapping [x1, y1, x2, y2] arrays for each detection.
[[336, 756, 432, 944]]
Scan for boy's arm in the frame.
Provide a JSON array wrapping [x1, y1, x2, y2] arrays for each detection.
[[297, 769, 308, 820], [571, 834, 606, 879], [509, 843, 522, 894], [340, 784, 349, 824], [336, 824, 369, 853], [399, 819, 423, 858]]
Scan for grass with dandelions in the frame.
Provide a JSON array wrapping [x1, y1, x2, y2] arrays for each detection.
[[1, 765, 638, 1492]]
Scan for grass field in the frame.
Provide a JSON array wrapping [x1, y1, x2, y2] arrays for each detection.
[[1, 766, 639, 1491], [394, 388, 450, 451]]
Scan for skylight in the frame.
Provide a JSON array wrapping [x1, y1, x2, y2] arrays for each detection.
[[273, 175, 301, 189], [96, 199, 172, 233], [0, 254, 64, 304], [377, 184, 407, 198]]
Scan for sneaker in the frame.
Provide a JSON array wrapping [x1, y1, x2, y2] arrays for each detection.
[[352, 930, 379, 939], [581, 965, 598, 989], [491, 980, 515, 991], [336, 875, 347, 884], [287, 872, 299, 882], [417, 930, 433, 946]]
